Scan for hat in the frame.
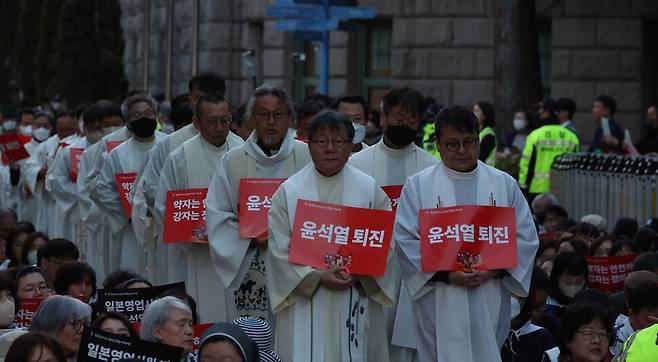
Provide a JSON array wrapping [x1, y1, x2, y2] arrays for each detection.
[[581, 214, 607, 231], [233, 317, 282, 362], [200, 323, 259, 362]]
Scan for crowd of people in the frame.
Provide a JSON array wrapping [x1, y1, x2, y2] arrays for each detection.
[[0, 72, 654, 362]]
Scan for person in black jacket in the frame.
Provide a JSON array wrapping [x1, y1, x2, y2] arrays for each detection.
[[588, 95, 624, 154], [635, 104, 658, 154]]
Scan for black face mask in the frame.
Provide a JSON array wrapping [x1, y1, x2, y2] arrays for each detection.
[[129, 117, 157, 138], [385, 124, 417, 147]]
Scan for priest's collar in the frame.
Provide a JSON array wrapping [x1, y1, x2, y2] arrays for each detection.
[[313, 164, 345, 179], [442, 161, 479, 180], [378, 138, 415, 155], [256, 140, 280, 156]]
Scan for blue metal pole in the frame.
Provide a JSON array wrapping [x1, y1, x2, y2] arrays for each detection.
[[318, 0, 330, 95]]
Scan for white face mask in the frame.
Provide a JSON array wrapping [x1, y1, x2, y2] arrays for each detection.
[[86, 130, 103, 144], [27, 250, 38, 265], [33, 127, 51, 142], [0, 296, 15, 327], [2, 120, 16, 132], [19, 125, 33, 136], [352, 122, 366, 145], [102, 126, 123, 136], [513, 118, 527, 131], [160, 123, 175, 135], [560, 283, 585, 298]]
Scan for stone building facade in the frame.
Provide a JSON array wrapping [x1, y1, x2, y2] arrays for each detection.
[[119, 0, 658, 141]]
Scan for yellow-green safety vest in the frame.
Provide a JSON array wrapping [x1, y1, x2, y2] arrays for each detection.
[[613, 323, 658, 362], [422, 123, 441, 160], [479, 126, 497, 166], [518, 124, 579, 193]]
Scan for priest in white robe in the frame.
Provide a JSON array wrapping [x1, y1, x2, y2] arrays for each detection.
[[349, 87, 437, 361], [22, 112, 79, 233], [206, 84, 310, 322], [92, 93, 164, 275], [155, 94, 244, 323], [395, 105, 539, 362], [267, 110, 395, 362], [17, 113, 52, 224]]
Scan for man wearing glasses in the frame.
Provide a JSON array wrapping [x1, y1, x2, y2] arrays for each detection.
[[266, 110, 394, 361], [206, 84, 310, 323], [394, 105, 539, 362]]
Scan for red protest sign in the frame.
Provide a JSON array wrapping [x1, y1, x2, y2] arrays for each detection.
[[114, 173, 137, 218], [419, 205, 517, 272], [288, 199, 394, 276], [69, 148, 84, 182], [163, 188, 208, 244], [106, 140, 123, 153], [0, 133, 30, 162], [381, 185, 403, 212], [586, 254, 637, 293], [14, 298, 45, 328], [192, 323, 213, 352], [238, 178, 285, 239]]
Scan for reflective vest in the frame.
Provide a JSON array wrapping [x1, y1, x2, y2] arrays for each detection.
[[518, 124, 579, 193], [422, 123, 441, 160], [613, 323, 658, 362], [479, 126, 497, 166]]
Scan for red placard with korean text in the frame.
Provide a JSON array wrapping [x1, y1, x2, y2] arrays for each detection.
[[14, 298, 45, 328], [381, 185, 403, 212], [106, 140, 123, 153], [163, 188, 208, 244], [115, 173, 137, 218], [69, 148, 85, 182], [192, 323, 213, 352], [0, 133, 30, 162], [288, 199, 394, 276], [586, 254, 637, 293], [419, 205, 517, 272], [238, 178, 285, 239]]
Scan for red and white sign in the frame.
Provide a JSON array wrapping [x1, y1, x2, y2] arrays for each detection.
[[69, 148, 85, 182], [419, 205, 517, 272], [288, 199, 394, 276], [163, 188, 208, 244], [106, 140, 123, 153], [238, 178, 285, 239], [192, 323, 213, 352], [381, 185, 403, 212], [14, 298, 45, 328], [115, 173, 137, 217], [0, 133, 30, 162], [586, 254, 637, 293]]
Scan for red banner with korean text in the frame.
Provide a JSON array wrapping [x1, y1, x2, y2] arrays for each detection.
[[419, 205, 517, 272], [163, 188, 208, 244], [585, 254, 637, 293], [0, 133, 30, 162], [114, 173, 137, 218], [288, 199, 394, 276], [69, 148, 84, 182], [192, 323, 213, 352], [106, 140, 123, 153], [381, 185, 403, 212], [238, 178, 285, 239], [14, 298, 45, 328]]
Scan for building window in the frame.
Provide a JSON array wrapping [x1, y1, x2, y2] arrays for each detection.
[[357, 19, 392, 112], [537, 19, 552, 99]]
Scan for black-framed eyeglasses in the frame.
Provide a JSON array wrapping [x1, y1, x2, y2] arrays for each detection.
[[442, 138, 479, 152], [577, 328, 610, 342], [309, 139, 350, 148]]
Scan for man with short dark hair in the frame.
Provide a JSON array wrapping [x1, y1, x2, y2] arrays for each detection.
[[332, 95, 370, 154], [295, 99, 326, 142], [395, 105, 538, 361], [155, 94, 244, 322], [557, 97, 579, 139], [37, 238, 80, 288], [611, 280, 658, 355], [589, 95, 623, 154]]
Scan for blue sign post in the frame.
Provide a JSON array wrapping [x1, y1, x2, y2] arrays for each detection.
[[266, 0, 377, 95]]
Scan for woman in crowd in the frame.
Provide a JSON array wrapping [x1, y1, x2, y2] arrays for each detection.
[[102, 270, 152, 290], [589, 235, 615, 257], [506, 109, 532, 151], [53, 261, 96, 303], [90, 312, 138, 339], [20, 232, 49, 266], [557, 239, 588, 257], [544, 303, 613, 362], [547, 252, 588, 318], [3, 224, 33, 268], [140, 296, 194, 362], [0, 272, 15, 334], [9, 266, 49, 305], [30, 295, 92, 362], [5, 332, 67, 362], [608, 240, 636, 257], [198, 322, 259, 362], [473, 101, 497, 165]]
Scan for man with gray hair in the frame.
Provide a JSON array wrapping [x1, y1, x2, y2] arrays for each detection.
[[92, 92, 165, 275], [531, 192, 559, 215], [206, 84, 311, 323], [140, 296, 194, 361]]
